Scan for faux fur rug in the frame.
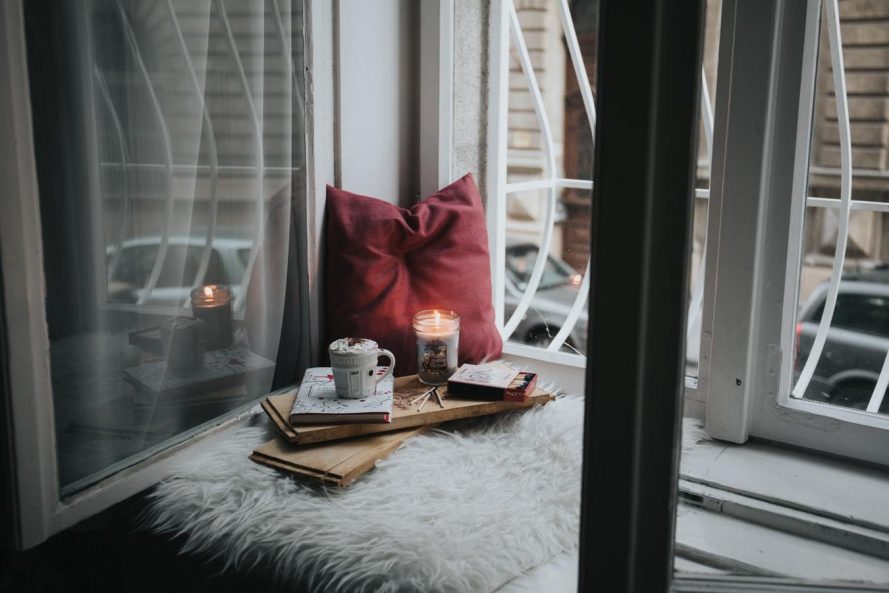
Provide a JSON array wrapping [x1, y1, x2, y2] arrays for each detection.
[[143, 392, 584, 593]]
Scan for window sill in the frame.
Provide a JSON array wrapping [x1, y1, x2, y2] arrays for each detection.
[[677, 419, 889, 583], [501, 344, 586, 394]]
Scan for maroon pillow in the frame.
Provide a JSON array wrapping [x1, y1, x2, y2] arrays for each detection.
[[325, 173, 502, 376]]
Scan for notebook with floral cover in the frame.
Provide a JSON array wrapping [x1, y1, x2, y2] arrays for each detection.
[[288, 367, 393, 425]]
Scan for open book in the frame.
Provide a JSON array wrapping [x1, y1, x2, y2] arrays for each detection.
[[289, 367, 393, 425]]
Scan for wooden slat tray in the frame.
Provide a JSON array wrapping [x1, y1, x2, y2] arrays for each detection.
[[250, 426, 431, 487], [261, 374, 554, 445]]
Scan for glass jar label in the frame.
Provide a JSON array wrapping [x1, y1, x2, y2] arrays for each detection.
[[421, 340, 449, 372]]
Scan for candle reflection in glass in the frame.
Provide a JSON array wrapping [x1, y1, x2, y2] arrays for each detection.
[[412, 309, 460, 385], [190, 284, 233, 350]]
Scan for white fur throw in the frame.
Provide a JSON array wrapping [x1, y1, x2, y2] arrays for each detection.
[[143, 393, 584, 592]]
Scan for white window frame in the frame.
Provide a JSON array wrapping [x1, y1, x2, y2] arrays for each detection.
[[700, 0, 889, 466], [0, 0, 336, 549]]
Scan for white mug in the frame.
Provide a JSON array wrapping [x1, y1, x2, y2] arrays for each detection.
[[328, 338, 396, 398]]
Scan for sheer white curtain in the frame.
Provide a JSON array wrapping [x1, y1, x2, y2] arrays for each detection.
[[31, 0, 304, 495]]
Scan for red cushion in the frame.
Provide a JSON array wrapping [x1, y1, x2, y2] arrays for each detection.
[[325, 173, 502, 376]]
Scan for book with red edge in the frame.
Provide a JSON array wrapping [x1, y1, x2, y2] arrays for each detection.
[[504, 372, 539, 403]]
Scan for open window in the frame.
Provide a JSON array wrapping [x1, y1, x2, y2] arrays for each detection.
[[701, 0, 889, 466]]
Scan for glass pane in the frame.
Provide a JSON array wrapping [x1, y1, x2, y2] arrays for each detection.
[[25, 0, 306, 496], [791, 0, 889, 419]]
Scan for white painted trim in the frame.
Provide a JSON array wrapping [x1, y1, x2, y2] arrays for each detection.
[[700, 0, 773, 444], [673, 576, 889, 592], [438, 0, 454, 189], [504, 178, 592, 193], [438, 0, 454, 190], [503, 341, 586, 369], [0, 0, 58, 549], [679, 480, 889, 560], [501, 346, 586, 395], [486, 0, 510, 330], [680, 426, 889, 546], [419, 0, 454, 196], [305, 0, 335, 363], [777, 397, 889, 432]]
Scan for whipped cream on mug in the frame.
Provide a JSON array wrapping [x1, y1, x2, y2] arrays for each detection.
[[329, 337, 379, 354], [328, 338, 395, 398]]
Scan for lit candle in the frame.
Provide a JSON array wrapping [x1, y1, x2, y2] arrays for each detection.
[[412, 309, 460, 385], [190, 284, 233, 350]]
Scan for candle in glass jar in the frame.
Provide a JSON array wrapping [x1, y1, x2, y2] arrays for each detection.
[[190, 284, 233, 350], [412, 309, 460, 385]]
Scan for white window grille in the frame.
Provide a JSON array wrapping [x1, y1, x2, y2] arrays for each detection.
[[701, 0, 889, 464], [490, 0, 715, 368], [785, 0, 889, 420]]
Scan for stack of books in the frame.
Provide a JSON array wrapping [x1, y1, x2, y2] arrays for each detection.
[[251, 363, 553, 487], [288, 367, 394, 425]]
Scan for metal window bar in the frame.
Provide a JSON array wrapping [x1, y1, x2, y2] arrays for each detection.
[[791, 0, 855, 401], [115, 1, 176, 306], [94, 66, 131, 283], [98, 163, 296, 175], [500, 2, 559, 342], [685, 69, 715, 358], [544, 0, 597, 353], [272, 0, 305, 138], [162, 0, 222, 305], [215, 0, 266, 313]]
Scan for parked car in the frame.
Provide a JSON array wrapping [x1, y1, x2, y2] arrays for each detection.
[[796, 271, 889, 412], [503, 241, 587, 353], [107, 236, 252, 306]]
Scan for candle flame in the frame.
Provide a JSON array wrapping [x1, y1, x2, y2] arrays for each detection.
[[203, 286, 214, 297], [434, 310, 441, 326]]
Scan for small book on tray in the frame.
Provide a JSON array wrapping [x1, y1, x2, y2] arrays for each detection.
[[447, 363, 538, 402], [288, 367, 393, 425]]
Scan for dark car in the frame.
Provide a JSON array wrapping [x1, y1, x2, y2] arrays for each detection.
[[796, 271, 889, 412]]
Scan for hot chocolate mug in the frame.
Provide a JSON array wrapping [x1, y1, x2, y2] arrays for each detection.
[[328, 338, 396, 398]]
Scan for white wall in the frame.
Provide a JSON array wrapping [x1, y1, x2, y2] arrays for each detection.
[[337, 0, 419, 206]]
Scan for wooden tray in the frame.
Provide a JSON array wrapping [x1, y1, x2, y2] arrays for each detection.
[[250, 426, 432, 487], [260, 374, 554, 445]]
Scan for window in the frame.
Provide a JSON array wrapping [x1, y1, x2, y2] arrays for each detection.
[[487, 0, 595, 362], [488, 0, 720, 375], [701, 0, 889, 465], [0, 0, 334, 548]]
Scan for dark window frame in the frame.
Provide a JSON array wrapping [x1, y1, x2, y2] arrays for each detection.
[[578, 0, 704, 590]]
